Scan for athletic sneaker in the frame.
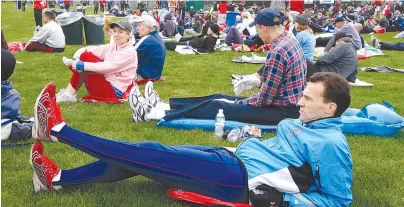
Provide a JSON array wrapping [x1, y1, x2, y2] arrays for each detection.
[[56, 89, 77, 103], [175, 33, 182, 42], [371, 35, 381, 49], [129, 86, 151, 122], [30, 141, 60, 193], [144, 81, 162, 108], [32, 82, 64, 142], [62, 57, 74, 66]]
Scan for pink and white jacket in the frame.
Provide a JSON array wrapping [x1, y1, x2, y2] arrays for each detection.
[[74, 39, 137, 93]]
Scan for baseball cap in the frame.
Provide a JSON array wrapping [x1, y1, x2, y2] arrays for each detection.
[[249, 8, 281, 27], [335, 16, 345, 23], [110, 20, 132, 33], [134, 15, 158, 27]]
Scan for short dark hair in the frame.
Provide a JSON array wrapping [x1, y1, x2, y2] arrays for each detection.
[[44, 11, 56, 20], [309, 72, 351, 117]]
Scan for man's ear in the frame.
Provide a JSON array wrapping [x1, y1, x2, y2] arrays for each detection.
[[326, 103, 337, 116]]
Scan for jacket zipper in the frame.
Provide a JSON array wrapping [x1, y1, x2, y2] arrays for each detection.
[[315, 165, 323, 192]]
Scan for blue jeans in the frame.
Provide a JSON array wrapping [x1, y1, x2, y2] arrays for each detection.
[[165, 94, 300, 125], [51, 125, 249, 202], [380, 42, 404, 51]]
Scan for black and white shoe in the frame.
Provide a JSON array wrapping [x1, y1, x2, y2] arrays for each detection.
[[144, 81, 162, 108], [129, 86, 151, 122]]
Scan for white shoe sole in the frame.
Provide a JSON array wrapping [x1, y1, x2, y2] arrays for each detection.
[[33, 84, 59, 142], [33, 85, 48, 141], [29, 145, 47, 193]]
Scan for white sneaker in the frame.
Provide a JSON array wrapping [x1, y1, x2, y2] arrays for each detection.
[[175, 33, 182, 42], [56, 88, 65, 98], [144, 81, 162, 108], [62, 57, 74, 66], [56, 89, 77, 103], [129, 86, 151, 122]]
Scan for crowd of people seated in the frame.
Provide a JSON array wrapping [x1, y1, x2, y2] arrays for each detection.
[[3, 1, 404, 206]]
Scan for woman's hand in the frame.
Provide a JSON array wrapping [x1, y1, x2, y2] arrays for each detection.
[[71, 60, 85, 71], [71, 60, 79, 70]]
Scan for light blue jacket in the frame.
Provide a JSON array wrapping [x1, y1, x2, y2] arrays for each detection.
[[295, 30, 316, 61], [236, 117, 353, 206], [1, 81, 21, 119]]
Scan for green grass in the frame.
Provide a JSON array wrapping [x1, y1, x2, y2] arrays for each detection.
[[2, 2, 404, 207]]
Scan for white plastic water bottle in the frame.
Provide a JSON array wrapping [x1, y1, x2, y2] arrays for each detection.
[[214, 109, 225, 138]]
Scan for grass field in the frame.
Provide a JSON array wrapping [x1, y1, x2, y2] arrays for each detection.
[[1, 3, 404, 207]]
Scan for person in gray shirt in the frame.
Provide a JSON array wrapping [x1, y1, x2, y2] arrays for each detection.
[[324, 15, 362, 52], [25, 10, 65, 53], [314, 32, 358, 83]]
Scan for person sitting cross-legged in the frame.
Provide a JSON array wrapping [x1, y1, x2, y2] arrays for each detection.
[[309, 32, 359, 83], [143, 8, 306, 125], [56, 20, 137, 103], [29, 72, 353, 207], [25, 9, 65, 53]]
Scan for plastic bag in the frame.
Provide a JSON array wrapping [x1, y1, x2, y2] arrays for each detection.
[[56, 12, 83, 26]]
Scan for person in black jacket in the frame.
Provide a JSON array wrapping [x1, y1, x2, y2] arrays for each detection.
[[165, 24, 220, 53]]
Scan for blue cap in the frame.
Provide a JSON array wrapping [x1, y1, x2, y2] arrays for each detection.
[[249, 8, 281, 27], [335, 16, 346, 23]]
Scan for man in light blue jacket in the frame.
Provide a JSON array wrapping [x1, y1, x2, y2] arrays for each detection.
[[29, 72, 352, 206]]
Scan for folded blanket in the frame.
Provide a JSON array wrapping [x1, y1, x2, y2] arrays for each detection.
[[361, 66, 404, 73]]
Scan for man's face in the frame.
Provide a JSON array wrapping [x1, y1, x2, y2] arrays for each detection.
[[297, 82, 336, 123], [256, 24, 271, 43], [336, 21, 345, 29], [137, 23, 151, 37]]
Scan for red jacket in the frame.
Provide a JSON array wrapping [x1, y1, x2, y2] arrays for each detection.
[[33, 0, 47, 9], [218, 2, 228, 14], [63, 0, 72, 5], [290, 0, 304, 14]]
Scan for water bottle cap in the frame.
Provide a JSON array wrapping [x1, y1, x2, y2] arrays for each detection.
[[218, 109, 223, 113]]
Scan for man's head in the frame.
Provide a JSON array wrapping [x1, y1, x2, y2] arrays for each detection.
[[335, 17, 346, 29], [44, 10, 56, 23], [345, 14, 356, 23], [1, 48, 16, 81], [335, 32, 354, 45], [207, 23, 220, 36], [110, 20, 132, 45], [295, 14, 309, 32], [297, 72, 351, 123], [135, 15, 158, 37], [249, 8, 283, 44]]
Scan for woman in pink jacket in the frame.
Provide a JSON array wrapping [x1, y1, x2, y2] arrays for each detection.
[[58, 20, 138, 103]]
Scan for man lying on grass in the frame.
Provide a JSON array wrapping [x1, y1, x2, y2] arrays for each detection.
[[131, 8, 307, 126], [30, 72, 352, 207]]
